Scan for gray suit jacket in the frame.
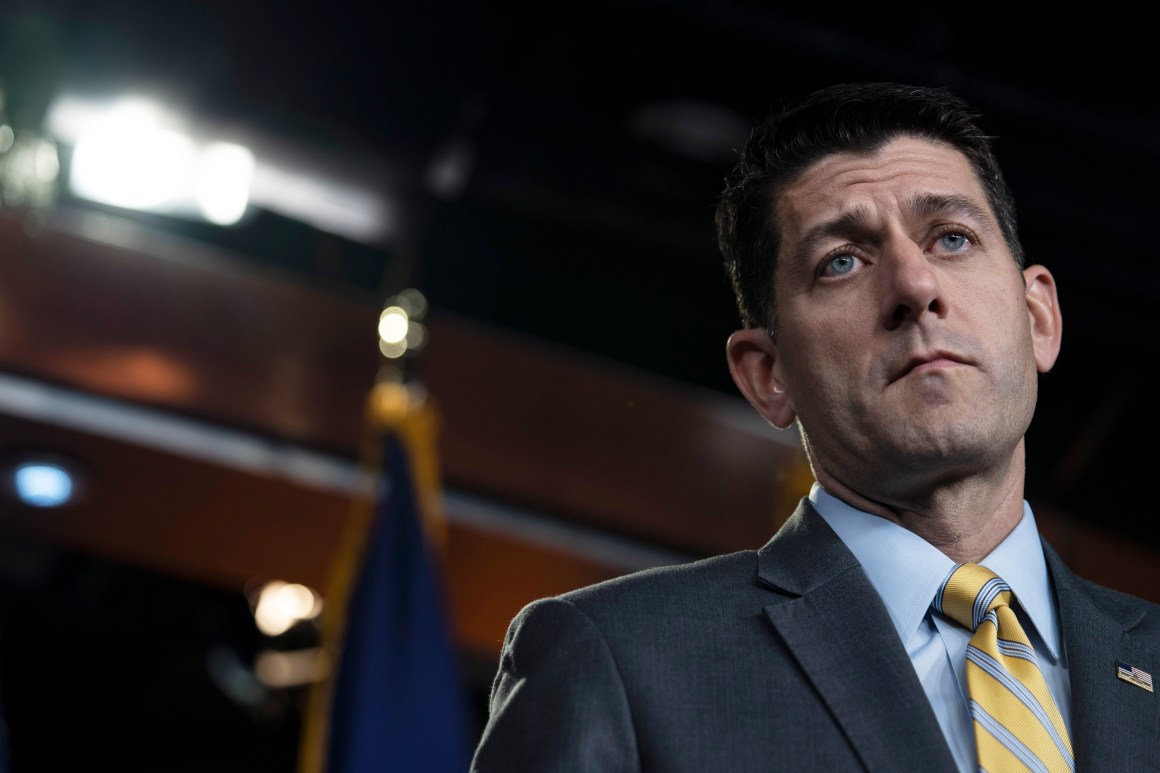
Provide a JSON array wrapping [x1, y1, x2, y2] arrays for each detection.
[[471, 500, 1160, 771]]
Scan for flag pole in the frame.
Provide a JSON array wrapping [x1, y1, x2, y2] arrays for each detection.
[[298, 312, 454, 772], [296, 368, 386, 773]]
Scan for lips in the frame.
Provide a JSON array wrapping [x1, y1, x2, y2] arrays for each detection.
[[892, 350, 971, 382]]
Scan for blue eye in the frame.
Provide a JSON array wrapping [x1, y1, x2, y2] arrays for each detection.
[[825, 254, 858, 276], [939, 232, 968, 250]]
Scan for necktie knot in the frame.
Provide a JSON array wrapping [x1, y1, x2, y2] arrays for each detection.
[[932, 562, 1012, 632]]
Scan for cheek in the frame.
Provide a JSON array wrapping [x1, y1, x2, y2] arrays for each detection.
[[976, 282, 1034, 356], [781, 328, 865, 406], [958, 280, 1040, 397]]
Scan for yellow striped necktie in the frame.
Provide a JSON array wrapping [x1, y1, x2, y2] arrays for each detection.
[[933, 563, 1074, 773]]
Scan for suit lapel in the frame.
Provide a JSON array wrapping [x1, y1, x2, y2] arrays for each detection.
[[758, 502, 957, 773], [1044, 543, 1160, 772]]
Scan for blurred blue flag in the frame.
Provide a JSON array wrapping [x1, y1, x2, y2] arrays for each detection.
[[301, 411, 473, 772]]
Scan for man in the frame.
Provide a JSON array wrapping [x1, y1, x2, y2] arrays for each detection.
[[470, 83, 1160, 771]]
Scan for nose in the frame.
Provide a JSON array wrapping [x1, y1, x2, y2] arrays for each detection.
[[880, 237, 944, 330]]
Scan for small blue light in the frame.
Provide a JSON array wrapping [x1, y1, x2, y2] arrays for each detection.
[[13, 462, 74, 507]]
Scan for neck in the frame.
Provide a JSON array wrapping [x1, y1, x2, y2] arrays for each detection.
[[812, 449, 1028, 564]]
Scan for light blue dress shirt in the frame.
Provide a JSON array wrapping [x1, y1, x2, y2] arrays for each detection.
[[809, 482, 1071, 773]]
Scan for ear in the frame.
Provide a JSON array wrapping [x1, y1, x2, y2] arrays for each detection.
[[726, 328, 797, 429], [1023, 264, 1062, 373]]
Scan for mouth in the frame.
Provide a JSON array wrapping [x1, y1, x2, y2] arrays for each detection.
[[891, 350, 971, 383]]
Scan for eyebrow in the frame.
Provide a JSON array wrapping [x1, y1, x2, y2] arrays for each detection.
[[907, 192, 991, 225], [785, 192, 993, 268], [789, 206, 876, 267]]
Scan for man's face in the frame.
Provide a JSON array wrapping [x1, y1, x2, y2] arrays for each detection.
[[763, 136, 1056, 496]]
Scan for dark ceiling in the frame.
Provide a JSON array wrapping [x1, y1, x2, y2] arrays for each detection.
[[2, 2, 1159, 537]]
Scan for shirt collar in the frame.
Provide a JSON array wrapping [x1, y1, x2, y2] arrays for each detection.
[[978, 501, 1060, 659], [809, 483, 1060, 659]]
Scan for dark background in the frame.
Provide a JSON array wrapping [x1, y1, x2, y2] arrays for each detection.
[[0, 1, 1157, 769]]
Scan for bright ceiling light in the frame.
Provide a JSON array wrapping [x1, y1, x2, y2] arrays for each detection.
[[48, 92, 395, 242], [51, 94, 255, 225], [70, 120, 196, 210], [197, 142, 254, 225], [12, 460, 75, 507]]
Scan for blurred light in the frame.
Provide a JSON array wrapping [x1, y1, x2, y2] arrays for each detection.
[[47, 95, 160, 145], [50, 95, 255, 226], [253, 580, 323, 637], [196, 142, 254, 225], [424, 135, 475, 200], [377, 290, 429, 359], [1, 133, 60, 208], [205, 645, 268, 708], [405, 320, 428, 351], [0, 125, 14, 153], [254, 647, 329, 688], [378, 306, 409, 344], [393, 288, 428, 319], [48, 92, 393, 243], [379, 339, 408, 359], [248, 162, 392, 242], [68, 99, 187, 207], [34, 140, 60, 181], [40, 345, 201, 403], [629, 99, 751, 163], [12, 461, 74, 507], [70, 105, 196, 210]]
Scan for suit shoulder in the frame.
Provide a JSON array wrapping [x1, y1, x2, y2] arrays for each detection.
[[532, 550, 762, 622], [1072, 575, 1160, 634], [1046, 540, 1160, 638], [565, 549, 755, 595]]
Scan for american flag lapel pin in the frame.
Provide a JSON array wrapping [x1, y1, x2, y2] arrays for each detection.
[[1116, 660, 1154, 693]]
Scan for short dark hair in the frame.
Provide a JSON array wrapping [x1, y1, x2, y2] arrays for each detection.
[[715, 82, 1024, 333]]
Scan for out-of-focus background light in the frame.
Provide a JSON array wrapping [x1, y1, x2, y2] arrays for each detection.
[[251, 580, 323, 637], [377, 289, 429, 360], [46, 92, 393, 241], [253, 647, 328, 689], [378, 306, 409, 345], [393, 287, 428, 319], [197, 142, 255, 225], [56, 96, 254, 226], [11, 460, 74, 507], [70, 114, 196, 210]]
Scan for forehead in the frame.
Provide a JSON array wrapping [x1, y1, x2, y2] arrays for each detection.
[[775, 136, 991, 239]]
